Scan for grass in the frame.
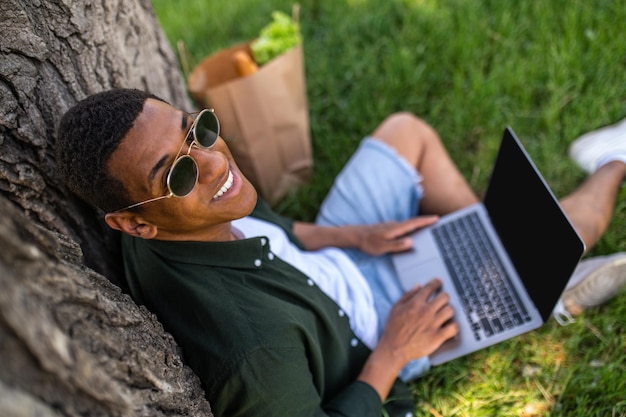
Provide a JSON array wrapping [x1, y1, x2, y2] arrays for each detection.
[[151, 0, 626, 415]]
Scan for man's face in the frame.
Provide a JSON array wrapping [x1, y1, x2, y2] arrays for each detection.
[[106, 98, 257, 241]]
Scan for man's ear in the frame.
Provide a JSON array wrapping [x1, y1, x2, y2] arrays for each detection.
[[104, 211, 158, 239]]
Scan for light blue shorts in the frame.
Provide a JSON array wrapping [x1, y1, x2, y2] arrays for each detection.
[[316, 137, 431, 381]]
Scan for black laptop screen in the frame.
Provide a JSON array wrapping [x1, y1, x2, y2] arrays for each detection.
[[483, 127, 585, 321]]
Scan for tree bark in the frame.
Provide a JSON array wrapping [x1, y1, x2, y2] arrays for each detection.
[[0, 196, 212, 416], [0, 0, 192, 286], [0, 0, 212, 415]]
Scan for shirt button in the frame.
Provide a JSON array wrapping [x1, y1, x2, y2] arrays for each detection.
[[338, 309, 345, 317], [350, 338, 358, 347], [307, 279, 314, 286], [260, 238, 267, 246], [254, 259, 262, 267], [268, 252, 275, 260]]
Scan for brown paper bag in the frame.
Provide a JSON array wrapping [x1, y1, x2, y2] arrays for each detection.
[[187, 41, 313, 205]]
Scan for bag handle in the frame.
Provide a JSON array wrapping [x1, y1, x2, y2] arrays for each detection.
[[177, 39, 194, 80]]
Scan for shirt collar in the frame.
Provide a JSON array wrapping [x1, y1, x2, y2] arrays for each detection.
[[137, 235, 271, 269]]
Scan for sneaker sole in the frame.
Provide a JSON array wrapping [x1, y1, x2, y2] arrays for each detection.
[[562, 254, 626, 315]]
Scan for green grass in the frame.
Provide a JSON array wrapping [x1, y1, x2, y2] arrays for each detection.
[[151, 0, 626, 415]]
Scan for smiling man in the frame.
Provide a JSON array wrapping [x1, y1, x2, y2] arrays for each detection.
[[103, 103, 257, 241], [56, 88, 626, 417]]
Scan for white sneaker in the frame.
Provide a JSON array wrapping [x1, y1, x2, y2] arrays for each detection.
[[553, 253, 626, 325], [569, 118, 626, 173]]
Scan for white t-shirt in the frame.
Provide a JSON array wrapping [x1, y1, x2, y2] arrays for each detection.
[[232, 216, 379, 349]]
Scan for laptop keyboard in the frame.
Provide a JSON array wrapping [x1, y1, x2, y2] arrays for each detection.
[[432, 212, 532, 341]]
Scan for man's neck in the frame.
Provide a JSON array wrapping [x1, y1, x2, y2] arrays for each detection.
[[152, 221, 238, 243]]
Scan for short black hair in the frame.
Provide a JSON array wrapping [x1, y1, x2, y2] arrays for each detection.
[[56, 88, 165, 213]]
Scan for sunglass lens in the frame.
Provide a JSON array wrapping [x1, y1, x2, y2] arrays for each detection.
[[168, 155, 198, 197], [195, 111, 219, 148]]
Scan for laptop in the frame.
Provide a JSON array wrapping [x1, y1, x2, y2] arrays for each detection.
[[392, 126, 585, 365]]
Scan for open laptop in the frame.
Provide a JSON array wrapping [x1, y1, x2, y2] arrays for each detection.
[[392, 126, 585, 365]]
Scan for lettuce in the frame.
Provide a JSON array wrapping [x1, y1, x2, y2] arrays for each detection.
[[251, 11, 302, 65]]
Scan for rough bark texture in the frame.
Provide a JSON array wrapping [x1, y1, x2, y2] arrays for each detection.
[[0, 0, 212, 415], [0, 196, 212, 416], [0, 0, 193, 286]]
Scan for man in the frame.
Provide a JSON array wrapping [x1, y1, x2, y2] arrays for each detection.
[[56, 88, 626, 417]]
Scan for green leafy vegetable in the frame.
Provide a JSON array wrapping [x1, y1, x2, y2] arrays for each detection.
[[251, 11, 302, 65]]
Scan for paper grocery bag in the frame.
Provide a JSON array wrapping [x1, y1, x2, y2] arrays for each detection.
[[187, 41, 313, 205]]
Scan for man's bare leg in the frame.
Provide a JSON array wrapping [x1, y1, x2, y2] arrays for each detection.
[[558, 119, 626, 317], [373, 113, 626, 324], [559, 161, 625, 254], [373, 112, 625, 253], [371, 112, 479, 215], [372, 112, 626, 319]]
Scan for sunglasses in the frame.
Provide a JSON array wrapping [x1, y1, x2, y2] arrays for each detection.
[[115, 108, 220, 212]]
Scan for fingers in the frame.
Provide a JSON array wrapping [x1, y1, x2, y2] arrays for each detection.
[[402, 278, 458, 334], [439, 318, 459, 342], [402, 277, 442, 301], [382, 237, 415, 254], [383, 278, 459, 360], [421, 277, 443, 299], [421, 284, 459, 342], [394, 216, 440, 237], [365, 216, 439, 255], [418, 288, 459, 347], [421, 282, 455, 325], [382, 216, 439, 241], [433, 303, 455, 328]]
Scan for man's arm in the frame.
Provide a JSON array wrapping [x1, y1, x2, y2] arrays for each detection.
[[211, 347, 385, 417], [209, 279, 457, 416], [358, 279, 458, 400], [292, 216, 438, 254]]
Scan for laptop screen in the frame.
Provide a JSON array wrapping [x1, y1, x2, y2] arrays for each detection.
[[483, 127, 585, 321]]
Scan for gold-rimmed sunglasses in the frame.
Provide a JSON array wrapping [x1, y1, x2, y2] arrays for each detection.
[[114, 109, 220, 212]]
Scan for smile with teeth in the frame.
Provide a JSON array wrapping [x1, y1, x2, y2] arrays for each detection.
[[213, 170, 234, 199]]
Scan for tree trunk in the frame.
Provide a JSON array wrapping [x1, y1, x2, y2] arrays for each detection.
[[0, 0, 193, 286], [0, 0, 212, 415], [0, 196, 212, 416]]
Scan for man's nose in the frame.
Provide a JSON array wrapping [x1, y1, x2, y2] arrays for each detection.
[[192, 148, 228, 183]]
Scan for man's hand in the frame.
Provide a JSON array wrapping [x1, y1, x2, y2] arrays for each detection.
[[348, 216, 439, 256], [378, 278, 458, 361], [292, 216, 439, 253], [357, 278, 458, 401]]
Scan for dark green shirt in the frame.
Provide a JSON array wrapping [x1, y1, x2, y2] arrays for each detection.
[[122, 199, 414, 417]]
